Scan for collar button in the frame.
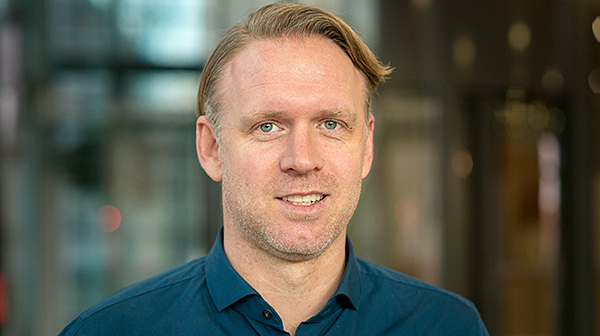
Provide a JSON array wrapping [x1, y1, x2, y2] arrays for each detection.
[[262, 309, 273, 319]]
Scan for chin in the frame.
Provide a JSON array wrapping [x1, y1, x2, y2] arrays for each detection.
[[263, 230, 341, 262], [268, 245, 328, 262]]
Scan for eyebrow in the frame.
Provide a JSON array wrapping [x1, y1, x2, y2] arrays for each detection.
[[319, 108, 357, 120], [249, 110, 285, 120], [319, 109, 359, 128], [239, 110, 283, 126]]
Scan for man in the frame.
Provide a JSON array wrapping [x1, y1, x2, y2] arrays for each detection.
[[60, 3, 488, 335]]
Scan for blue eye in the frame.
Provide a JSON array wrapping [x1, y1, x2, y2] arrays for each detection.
[[323, 121, 338, 130], [259, 123, 274, 132]]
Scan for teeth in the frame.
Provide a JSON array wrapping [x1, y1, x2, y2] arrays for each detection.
[[282, 194, 324, 206]]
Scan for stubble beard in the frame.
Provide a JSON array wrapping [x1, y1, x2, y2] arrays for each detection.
[[221, 164, 362, 262]]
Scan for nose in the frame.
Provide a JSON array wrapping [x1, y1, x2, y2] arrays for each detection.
[[279, 127, 324, 174]]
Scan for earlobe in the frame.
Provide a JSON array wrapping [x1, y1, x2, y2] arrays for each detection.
[[196, 116, 223, 182], [361, 114, 375, 179]]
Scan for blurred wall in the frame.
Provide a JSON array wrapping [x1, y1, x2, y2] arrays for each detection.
[[0, 0, 599, 335]]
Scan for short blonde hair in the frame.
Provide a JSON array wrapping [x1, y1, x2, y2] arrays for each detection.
[[196, 2, 392, 135]]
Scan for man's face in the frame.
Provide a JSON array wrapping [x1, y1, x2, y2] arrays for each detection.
[[216, 35, 374, 261]]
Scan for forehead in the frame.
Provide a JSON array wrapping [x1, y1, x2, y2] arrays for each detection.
[[233, 36, 358, 79], [219, 35, 367, 108]]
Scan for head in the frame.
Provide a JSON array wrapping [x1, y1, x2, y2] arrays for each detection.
[[195, 3, 391, 262], [196, 2, 391, 139]]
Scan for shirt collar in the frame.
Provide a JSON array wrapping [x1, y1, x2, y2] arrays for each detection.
[[205, 227, 363, 311], [331, 237, 362, 310], [205, 228, 259, 311]]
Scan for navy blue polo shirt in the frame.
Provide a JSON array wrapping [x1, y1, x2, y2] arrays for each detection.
[[59, 229, 488, 335]]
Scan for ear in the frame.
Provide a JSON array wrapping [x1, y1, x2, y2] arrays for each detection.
[[196, 116, 222, 182], [361, 113, 375, 179]]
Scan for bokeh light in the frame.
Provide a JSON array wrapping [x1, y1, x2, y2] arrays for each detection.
[[97, 205, 122, 233], [542, 67, 564, 93], [453, 35, 476, 68], [589, 69, 600, 94], [592, 16, 600, 42], [411, 0, 432, 10], [451, 150, 474, 179], [508, 21, 531, 51]]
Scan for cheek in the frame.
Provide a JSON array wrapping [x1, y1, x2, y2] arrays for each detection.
[[221, 145, 274, 182], [329, 148, 366, 179]]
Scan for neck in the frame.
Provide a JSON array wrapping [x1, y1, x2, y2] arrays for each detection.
[[223, 226, 347, 335]]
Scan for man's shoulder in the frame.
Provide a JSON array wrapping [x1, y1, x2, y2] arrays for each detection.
[[347, 258, 488, 334], [356, 257, 479, 312], [86, 256, 207, 316], [60, 256, 209, 335]]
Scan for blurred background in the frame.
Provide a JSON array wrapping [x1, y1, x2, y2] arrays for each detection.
[[0, 0, 599, 335]]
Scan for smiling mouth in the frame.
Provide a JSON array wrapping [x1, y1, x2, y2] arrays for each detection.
[[279, 194, 326, 206]]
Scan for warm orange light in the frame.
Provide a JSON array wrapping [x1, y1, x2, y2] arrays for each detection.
[[592, 16, 600, 43], [97, 205, 122, 233]]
